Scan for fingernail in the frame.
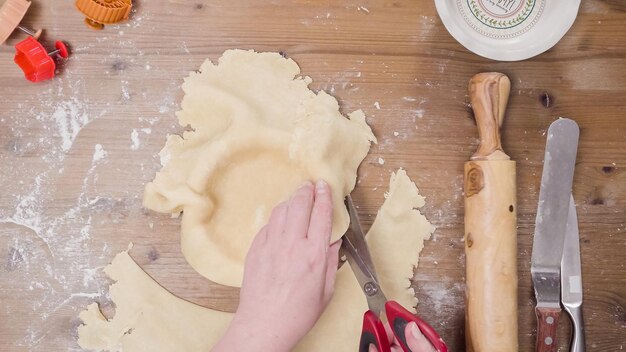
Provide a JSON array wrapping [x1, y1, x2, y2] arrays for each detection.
[[300, 181, 313, 189], [409, 321, 424, 340], [368, 343, 377, 352], [315, 179, 328, 192]]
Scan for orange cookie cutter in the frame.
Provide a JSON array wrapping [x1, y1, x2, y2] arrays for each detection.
[[75, 0, 132, 30], [0, 0, 43, 44]]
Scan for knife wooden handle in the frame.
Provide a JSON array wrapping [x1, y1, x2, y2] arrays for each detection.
[[535, 307, 562, 352], [464, 72, 518, 352]]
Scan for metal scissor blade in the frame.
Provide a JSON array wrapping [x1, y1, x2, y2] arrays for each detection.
[[341, 195, 388, 315], [344, 195, 378, 277]]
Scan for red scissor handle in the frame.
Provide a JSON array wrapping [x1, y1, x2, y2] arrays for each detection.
[[359, 310, 390, 352], [385, 301, 448, 352]]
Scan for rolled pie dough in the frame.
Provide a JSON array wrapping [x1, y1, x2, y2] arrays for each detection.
[[78, 50, 435, 351], [77, 169, 435, 351], [143, 49, 377, 287]]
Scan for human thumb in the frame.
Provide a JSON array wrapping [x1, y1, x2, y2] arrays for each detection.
[[405, 321, 436, 352]]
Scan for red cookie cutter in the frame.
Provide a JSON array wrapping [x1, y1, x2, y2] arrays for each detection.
[[14, 37, 69, 82]]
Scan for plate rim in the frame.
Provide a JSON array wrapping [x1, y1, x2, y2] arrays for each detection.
[[435, 0, 582, 61]]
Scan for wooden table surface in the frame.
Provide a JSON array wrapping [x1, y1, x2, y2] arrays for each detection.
[[1, 1, 625, 351]]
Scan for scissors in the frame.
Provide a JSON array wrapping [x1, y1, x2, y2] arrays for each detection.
[[341, 195, 448, 352]]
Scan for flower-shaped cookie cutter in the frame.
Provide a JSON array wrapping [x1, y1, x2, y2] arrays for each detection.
[[75, 0, 132, 30], [0, 0, 43, 44], [14, 37, 69, 82]]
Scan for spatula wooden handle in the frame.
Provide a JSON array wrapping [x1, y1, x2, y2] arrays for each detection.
[[535, 307, 562, 352], [464, 72, 518, 352]]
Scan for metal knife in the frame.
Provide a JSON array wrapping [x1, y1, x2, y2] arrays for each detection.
[[561, 195, 586, 352], [530, 118, 579, 352]]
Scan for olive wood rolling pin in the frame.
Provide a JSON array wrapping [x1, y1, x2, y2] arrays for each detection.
[[464, 72, 518, 352]]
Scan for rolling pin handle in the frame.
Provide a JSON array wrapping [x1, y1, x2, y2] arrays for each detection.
[[468, 72, 511, 161]]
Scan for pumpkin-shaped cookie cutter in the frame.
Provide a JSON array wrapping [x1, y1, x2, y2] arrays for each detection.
[[75, 0, 132, 30], [0, 0, 42, 44]]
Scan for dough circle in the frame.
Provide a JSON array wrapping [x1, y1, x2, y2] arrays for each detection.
[[143, 50, 376, 287]]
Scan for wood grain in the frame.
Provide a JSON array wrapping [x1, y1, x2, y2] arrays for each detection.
[[0, 1, 625, 351], [464, 73, 518, 352]]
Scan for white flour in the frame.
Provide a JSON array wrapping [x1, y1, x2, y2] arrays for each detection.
[[130, 129, 140, 150], [92, 144, 107, 162], [50, 99, 92, 152], [0, 4, 187, 350], [417, 280, 464, 326], [130, 128, 153, 151]]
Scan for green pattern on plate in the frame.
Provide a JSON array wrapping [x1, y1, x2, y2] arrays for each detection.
[[468, 0, 536, 29]]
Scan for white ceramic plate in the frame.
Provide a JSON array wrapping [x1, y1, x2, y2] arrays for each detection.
[[435, 0, 581, 61]]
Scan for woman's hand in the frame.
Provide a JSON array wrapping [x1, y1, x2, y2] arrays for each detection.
[[369, 321, 437, 352], [212, 180, 341, 352]]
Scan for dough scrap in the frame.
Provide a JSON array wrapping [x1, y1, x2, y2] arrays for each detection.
[[143, 49, 377, 287], [77, 246, 233, 351], [78, 169, 435, 352]]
